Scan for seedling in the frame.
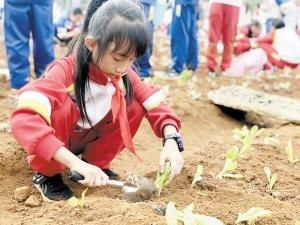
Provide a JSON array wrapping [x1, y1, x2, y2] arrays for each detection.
[[177, 69, 193, 87], [191, 165, 204, 188], [216, 147, 243, 180], [264, 134, 279, 146], [285, 139, 298, 164], [155, 161, 172, 196], [235, 207, 272, 225], [166, 202, 224, 225], [233, 125, 263, 156], [264, 167, 277, 192], [295, 220, 300, 225], [68, 188, 88, 208]]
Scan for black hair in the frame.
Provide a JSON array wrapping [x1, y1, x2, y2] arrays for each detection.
[[272, 18, 285, 29], [72, 7, 83, 16], [68, 0, 149, 126], [248, 20, 261, 38]]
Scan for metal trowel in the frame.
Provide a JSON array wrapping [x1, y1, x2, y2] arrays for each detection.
[[69, 170, 157, 202]]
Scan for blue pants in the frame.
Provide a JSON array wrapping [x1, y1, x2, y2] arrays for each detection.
[[135, 3, 154, 77], [171, 4, 198, 73], [4, 0, 54, 89]]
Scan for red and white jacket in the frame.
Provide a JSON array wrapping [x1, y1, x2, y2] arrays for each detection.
[[10, 55, 181, 162]]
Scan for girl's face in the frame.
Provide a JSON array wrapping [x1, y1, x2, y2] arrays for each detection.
[[85, 36, 136, 79], [98, 44, 136, 78]]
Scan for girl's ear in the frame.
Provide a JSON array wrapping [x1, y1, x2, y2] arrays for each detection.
[[84, 36, 97, 51]]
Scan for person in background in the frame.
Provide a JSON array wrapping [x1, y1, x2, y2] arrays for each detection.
[[134, 0, 155, 78], [10, 0, 184, 202], [260, 0, 282, 33], [234, 19, 300, 69], [280, 0, 300, 34], [169, 0, 199, 77], [206, 0, 242, 77], [234, 20, 262, 55], [54, 7, 84, 46], [4, 0, 54, 89]]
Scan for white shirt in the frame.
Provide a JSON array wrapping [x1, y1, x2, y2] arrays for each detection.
[[273, 27, 300, 64], [77, 79, 116, 129], [281, 1, 300, 30]]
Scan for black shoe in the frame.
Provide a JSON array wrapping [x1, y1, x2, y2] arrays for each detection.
[[33, 173, 74, 201], [102, 169, 120, 180]]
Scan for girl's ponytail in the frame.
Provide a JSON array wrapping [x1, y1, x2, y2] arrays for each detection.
[[74, 33, 91, 125]]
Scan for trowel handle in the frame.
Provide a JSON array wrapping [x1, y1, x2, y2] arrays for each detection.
[[69, 170, 124, 189], [69, 170, 84, 181], [107, 180, 124, 189]]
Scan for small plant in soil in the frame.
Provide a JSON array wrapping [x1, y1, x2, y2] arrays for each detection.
[[264, 134, 279, 146], [235, 207, 272, 225], [233, 125, 263, 156], [155, 161, 171, 196], [285, 139, 298, 164], [166, 202, 224, 225], [264, 167, 278, 193], [216, 146, 243, 180], [68, 188, 88, 208], [191, 165, 204, 188]]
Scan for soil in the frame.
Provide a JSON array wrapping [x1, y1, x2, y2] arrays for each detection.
[[0, 32, 299, 225]]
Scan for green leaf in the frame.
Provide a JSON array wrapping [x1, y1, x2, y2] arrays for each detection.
[[233, 126, 249, 142], [177, 69, 193, 87], [235, 207, 272, 224], [192, 214, 224, 225], [78, 188, 88, 207], [155, 161, 172, 196], [216, 159, 238, 180], [182, 203, 196, 225], [264, 167, 277, 191], [225, 146, 240, 161], [264, 167, 271, 183], [269, 174, 278, 191], [166, 202, 178, 225], [223, 159, 237, 171], [191, 165, 204, 188], [68, 196, 79, 207], [68, 188, 88, 208], [264, 135, 279, 145], [285, 139, 298, 164]]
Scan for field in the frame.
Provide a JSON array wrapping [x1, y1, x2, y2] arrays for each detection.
[[0, 32, 299, 225]]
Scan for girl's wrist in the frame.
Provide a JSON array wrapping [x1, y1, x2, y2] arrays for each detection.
[[53, 146, 82, 169], [163, 124, 178, 137]]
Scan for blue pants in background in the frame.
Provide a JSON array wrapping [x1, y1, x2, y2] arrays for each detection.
[[171, 4, 198, 73], [135, 2, 154, 78], [4, 0, 54, 89]]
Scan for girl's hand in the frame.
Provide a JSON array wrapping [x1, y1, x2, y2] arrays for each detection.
[[70, 161, 109, 187], [159, 139, 184, 180], [53, 146, 109, 187]]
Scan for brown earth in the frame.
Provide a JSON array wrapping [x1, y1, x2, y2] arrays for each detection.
[[0, 32, 299, 225]]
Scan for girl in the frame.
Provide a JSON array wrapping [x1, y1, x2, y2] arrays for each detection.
[[10, 0, 184, 201]]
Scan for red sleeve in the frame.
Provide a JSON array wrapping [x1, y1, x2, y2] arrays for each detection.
[[127, 68, 181, 137], [256, 32, 274, 45], [145, 104, 181, 138], [10, 57, 74, 162], [234, 39, 251, 54], [10, 109, 64, 162]]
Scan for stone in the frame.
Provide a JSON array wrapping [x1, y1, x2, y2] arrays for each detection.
[[208, 85, 300, 125], [25, 195, 41, 207], [14, 186, 31, 202]]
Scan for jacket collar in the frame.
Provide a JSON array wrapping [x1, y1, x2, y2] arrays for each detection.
[[88, 63, 109, 85]]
